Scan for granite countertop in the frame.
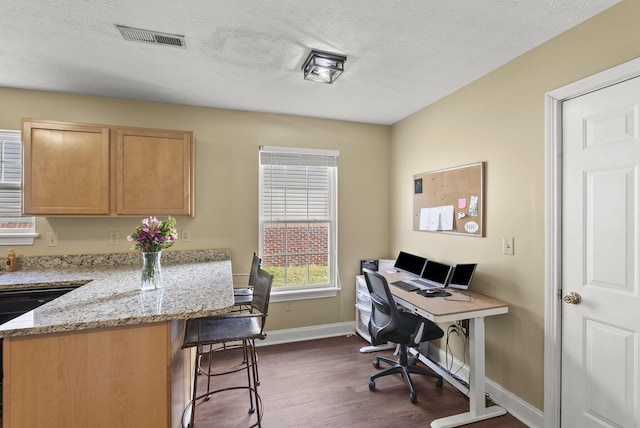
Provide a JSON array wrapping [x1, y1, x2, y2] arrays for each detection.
[[0, 250, 235, 338]]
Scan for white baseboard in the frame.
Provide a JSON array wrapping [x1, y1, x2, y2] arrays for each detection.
[[258, 321, 355, 347]]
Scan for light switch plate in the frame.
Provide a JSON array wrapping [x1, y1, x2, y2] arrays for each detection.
[[502, 237, 514, 255]]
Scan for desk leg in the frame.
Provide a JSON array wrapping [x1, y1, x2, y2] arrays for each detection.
[[431, 317, 506, 428]]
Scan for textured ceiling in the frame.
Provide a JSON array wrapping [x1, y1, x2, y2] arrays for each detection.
[[0, 0, 619, 125]]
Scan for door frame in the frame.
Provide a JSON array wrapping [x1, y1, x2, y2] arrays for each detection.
[[544, 56, 640, 428]]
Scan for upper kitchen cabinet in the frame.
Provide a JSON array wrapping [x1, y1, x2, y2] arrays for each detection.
[[22, 119, 195, 217], [114, 127, 194, 216], [22, 120, 111, 215]]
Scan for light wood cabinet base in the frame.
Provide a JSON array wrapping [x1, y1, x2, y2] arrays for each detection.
[[3, 321, 189, 428]]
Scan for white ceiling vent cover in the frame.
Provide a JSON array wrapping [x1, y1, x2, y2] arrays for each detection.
[[116, 25, 186, 48]]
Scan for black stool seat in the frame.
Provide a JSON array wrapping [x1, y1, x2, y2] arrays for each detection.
[[184, 314, 265, 348]]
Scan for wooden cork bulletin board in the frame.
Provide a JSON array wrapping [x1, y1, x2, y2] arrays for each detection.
[[413, 162, 484, 236]]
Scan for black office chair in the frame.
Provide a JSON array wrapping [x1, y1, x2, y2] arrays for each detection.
[[363, 268, 444, 403], [182, 267, 274, 427]]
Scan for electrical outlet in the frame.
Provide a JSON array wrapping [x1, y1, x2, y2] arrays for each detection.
[[181, 229, 191, 242], [46, 232, 59, 247], [109, 231, 120, 245], [459, 319, 469, 336], [502, 237, 514, 255], [284, 301, 293, 312]]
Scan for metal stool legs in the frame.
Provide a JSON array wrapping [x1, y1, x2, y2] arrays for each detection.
[[184, 339, 262, 428]]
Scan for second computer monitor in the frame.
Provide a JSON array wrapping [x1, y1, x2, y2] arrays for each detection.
[[393, 251, 427, 277], [420, 260, 453, 288]]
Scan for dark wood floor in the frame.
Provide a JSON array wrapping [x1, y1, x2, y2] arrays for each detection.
[[191, 334, 528, 428]]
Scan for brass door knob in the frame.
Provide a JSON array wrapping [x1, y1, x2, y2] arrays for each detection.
[[563, 292, 581, 304]]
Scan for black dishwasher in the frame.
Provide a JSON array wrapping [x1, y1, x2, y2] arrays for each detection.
[[0, 285, 81, 324], [0, 284, 83, 416]]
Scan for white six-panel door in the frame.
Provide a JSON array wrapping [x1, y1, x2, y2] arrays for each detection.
[[561, 76, 640, 427]]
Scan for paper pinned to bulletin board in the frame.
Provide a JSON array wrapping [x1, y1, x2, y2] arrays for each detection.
[[413, 162, 484, 236]]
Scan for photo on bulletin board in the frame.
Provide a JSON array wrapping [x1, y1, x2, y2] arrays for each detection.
[[413, 162, 485, 236]]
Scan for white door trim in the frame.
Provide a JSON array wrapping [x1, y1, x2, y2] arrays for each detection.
[[544, 57, 640, 428]]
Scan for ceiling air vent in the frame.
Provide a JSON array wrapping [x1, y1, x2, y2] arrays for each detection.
[[116, 25, 186, 49]]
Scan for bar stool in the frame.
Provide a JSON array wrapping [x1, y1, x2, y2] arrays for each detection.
[[232, 252, 261, 311], [197, 252, 262, 398], [182, 267, 273, 428]]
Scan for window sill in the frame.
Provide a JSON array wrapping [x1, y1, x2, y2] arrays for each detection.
[[270, 286, 340, 303], [0, 232, 40, 246]]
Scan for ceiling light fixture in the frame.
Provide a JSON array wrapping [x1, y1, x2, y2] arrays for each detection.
[[302, 50, 347, 84]]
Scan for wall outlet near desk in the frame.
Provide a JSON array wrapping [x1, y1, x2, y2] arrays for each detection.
[[502, 237, 514, 255], [284, 301, 294, 312]]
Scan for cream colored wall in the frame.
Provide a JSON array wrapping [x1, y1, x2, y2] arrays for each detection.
[[0, 88, 391, 331], [3, 0, 638, 413], [390, 0, 640, 411]]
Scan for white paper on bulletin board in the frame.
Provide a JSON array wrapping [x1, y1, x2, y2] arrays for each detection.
[[419, 205, 454, 231]]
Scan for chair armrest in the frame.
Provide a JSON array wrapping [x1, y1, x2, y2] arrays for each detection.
[[410, 319, 426, 346]]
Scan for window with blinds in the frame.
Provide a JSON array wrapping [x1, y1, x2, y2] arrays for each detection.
[[0, 130, 35, 237], [259, 146, 339, 291]]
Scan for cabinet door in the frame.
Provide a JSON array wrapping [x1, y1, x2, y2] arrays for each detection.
[[4, 323, 172, 427], [22, 120, 110, 215], [114, 127, 194, 216]]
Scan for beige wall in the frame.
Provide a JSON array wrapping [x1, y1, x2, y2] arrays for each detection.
[[2, 0, 639, 414], [0, 89, 391, 331], [390, 0, 640, 410]]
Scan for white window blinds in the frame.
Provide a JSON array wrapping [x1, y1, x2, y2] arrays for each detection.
[[259, 145, 339, 292], [260, 146, 339, 222], [0, 131, 27, 224]]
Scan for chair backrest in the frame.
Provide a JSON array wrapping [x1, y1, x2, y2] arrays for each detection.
[[251, 267, 274, 332], [363, 269, 400, 345], [248, 252, 262, 287]]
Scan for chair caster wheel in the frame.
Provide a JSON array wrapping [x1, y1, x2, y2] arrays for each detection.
[[372, 359, 380, 368], [436, 377, 443, 387], [369, 380, 376, 391], [410, 392, 417, 403]]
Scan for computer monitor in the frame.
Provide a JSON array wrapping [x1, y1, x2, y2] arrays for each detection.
[[419, 260, 453, 288], [448, 263, 477, 290], [393, 251, 427, 277]]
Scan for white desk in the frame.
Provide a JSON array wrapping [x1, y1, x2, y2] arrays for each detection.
[[381, 272, 509, 428]]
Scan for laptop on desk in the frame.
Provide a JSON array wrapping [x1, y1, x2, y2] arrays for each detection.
[[412, 262, 477, 298], [448, 263, 477, 290], [408, 260, 453, 290]]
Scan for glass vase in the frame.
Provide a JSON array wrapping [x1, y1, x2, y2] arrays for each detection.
[[141, 251, 163, 290]]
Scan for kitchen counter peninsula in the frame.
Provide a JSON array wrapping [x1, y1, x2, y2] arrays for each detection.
[[0, 249, 234, 428]]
